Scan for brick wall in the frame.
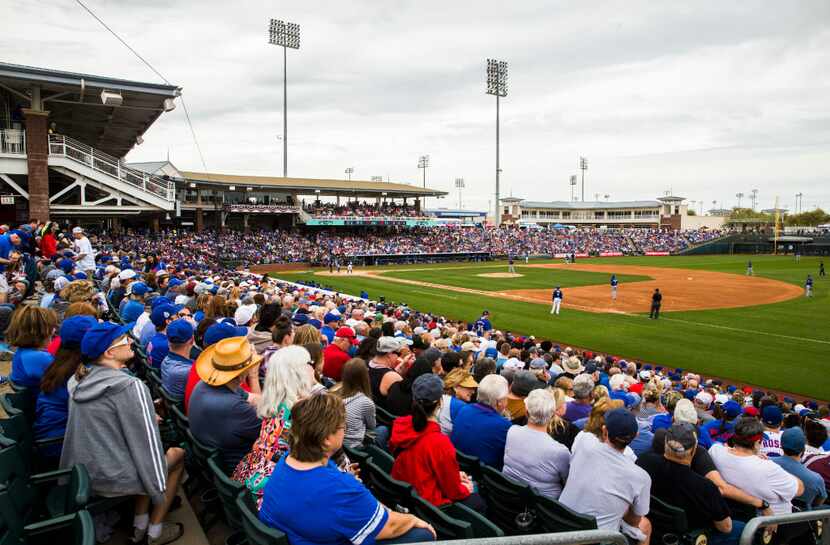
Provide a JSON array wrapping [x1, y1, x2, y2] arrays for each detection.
[[23, 109, 50, 222]]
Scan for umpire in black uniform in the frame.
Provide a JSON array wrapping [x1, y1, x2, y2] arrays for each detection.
[[649, 288, 662, 319]]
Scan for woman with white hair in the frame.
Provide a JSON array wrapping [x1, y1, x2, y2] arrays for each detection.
[[503, 389, 571, 499], [233, 345, 316, 506]]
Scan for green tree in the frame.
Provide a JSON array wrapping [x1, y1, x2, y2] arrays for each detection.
[[784, 208, 830, 226]]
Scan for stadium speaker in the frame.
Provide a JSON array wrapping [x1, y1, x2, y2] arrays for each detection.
[[100, 89, 123, 107]]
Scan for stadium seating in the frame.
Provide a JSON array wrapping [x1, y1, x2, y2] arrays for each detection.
[[648, 495, 708, 545], [478, 464, 536, 535], [235, 491, 289, 545], [365, 459, 413, 513], [531, 491, 597, 534]]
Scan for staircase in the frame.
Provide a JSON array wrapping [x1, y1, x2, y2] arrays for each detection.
[[47, 134, 175, 210], [296, 206, 313, 224]]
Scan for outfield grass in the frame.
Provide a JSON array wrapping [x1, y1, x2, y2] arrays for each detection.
[[380, 264, 650, 291], [276, 255, 829, 399]]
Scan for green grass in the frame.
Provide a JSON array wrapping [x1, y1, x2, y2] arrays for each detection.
[[379, 264, 650, 291], [276, 255, 829, 399]]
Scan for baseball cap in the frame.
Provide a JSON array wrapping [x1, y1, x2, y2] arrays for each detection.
[[673, 399, 698, 425], [72, 226, 83, 234], [323, 312, 340, 324], [335, 326, 357, 340], [504, 357, 524, 371], [510, 371, 545, 397], [665, 423, 698, 456], [59, 315, 99, 348], [376, 336, 411, 354], [411, 335, 430, 351], [234, 303, 257, 326], [168, 277, 184, 289], [203, 321, 248, 347], [694, 391, 713, 409], [762, 405, 783, 427], [605, 408, 638, 439], [529, 357, 547, 370], [167, 319, 195, 344], [121, 301, 145, 323], [130, 282, 150, 297], [58, 258, 75, 273], [53, 276, 70, 291], [150, 304, 180, 328], [781, 427, 806, 453], [722, 400, 742, 419], [412, 374, 443, 403], [118, 269, 138, 281], [81, 322, 130, 361]]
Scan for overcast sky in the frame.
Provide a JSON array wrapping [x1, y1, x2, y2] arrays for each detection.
[[4, 0, 830, 213]]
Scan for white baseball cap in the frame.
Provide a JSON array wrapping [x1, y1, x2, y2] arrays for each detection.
[[72, 227, 83, 234], [234, 303, 258, 326], [118, 269, 138, 281], [694, 391, 714, 408]]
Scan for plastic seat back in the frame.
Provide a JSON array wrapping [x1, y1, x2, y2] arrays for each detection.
[[207, 455, 245, 530], [365, 444, 395, 475], [366, 460, 412, 513], [442, 502, 505, 538], [478, 464, 534, 535], [235, 490, 289, 545], [408, 491, 472, 539], [375, 406, 395, 429], [74, 510, 95, 545], [455, 450, 482, 481], [531, 490, 597, 533]]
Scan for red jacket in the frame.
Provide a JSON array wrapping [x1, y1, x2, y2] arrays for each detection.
[[40, 233, 57, 259], [322, 343, 350, 382], [389, 416, 469, 507]]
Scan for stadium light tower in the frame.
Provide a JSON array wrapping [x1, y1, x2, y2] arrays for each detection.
[[344, 167, 354, 181], [751, 188, 759, 210], [569, 175, 577, 201], [486, 59, 508, 226], [795, 192, 803, 213], [268, 19, 300, 178], [371, 175, 383, 182], [455, 178, 465, 209], [579, 156, 588, 201], [736, 192, 744, 208]]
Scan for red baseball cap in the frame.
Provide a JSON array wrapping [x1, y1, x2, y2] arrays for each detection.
[[335, 326, 357, 343]]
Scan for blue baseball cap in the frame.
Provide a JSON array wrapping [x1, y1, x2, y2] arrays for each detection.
[[168, 278, 184, 289], [722, 400, 742, 419], [203, 321, 248, 347], [762, 405, 783, 426], [292, 313, 309, 326], [166, 319, 194, 344], [74, 271, 88, 280], [150, 304, 180, 328], [781, 427, 806, 453], [323, 312, 340, 324], [605, 408, 638, 439], [131, 282, 150, 297], [150, 296, 170, 309], [60, 315, 99, 348], [121, 300, 145, 323], [58, 258, 75, 273], [81, 322, 130, 361]]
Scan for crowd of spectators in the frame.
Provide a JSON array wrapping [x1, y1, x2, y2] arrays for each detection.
[[93, 225, 724, 270], [3, 218, 826, 545], [305, 201, 424, 218]]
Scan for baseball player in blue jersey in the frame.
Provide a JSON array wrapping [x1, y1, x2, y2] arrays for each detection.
[[551, 286, 563, 315], [508, 255, 516, 274], [805, 275, 813, 297], [610, 274, 619, 301], [746, 260, 753, 276]]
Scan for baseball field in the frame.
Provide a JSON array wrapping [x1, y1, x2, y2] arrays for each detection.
[[273, 255, 829, 399]]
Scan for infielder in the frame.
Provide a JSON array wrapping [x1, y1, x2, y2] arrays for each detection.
[[508, 255, 516, 274], [347, 261, 353, 274], [806, 274, 813, 297], [820, 261, 825, 277], [795, 251, 801, 263], [649, 288, 662, 319], [551, 286, 563, 315], [746, 260, 753, 276], [610, 274, 619, 301]]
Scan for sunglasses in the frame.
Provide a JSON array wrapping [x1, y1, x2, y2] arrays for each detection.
[[110, 336, 132, 349]]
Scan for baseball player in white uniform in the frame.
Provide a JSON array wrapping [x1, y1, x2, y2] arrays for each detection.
[[551, 286, 563, 315]]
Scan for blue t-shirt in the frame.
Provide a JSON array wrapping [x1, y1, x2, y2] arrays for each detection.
[[772, 456, 828, 509], [10, 347, 54, 390], [0, 234, 15, 272], [35, 383, 69, 452], [700, 419, 736, 444], [320, 325, 336, 344], [651, 413, 673, 433], [260, 458, 388, 545], [147, 332, 169, 369], [161, 352, 193, 400], [451, 402, 511, 470]]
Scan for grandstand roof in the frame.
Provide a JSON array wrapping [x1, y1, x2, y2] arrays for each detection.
[[180, 171, 447, 198], [0, 61, 180, 158], [518, 200, 661, 210]]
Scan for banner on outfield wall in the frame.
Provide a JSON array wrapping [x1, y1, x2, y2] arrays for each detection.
[[553, 253, 590, 258], [644, 251, 671, 256], [599, 252, 624, 257], [305, 218, 441, 227]]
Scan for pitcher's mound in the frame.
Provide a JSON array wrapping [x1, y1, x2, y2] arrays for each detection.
[[477, 272, 524, 278]]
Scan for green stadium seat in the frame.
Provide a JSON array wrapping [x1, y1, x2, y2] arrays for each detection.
[[408, 490, 472, 539], [649, 494, 708, 545], [183, 429, 221, 527], [478, 464, 535, 535], [0, 507, 94, 545], [530, 490, 597, 533], [365, 459, 413, 513], [342, 444, 373, 490], [0, 413, 62, 473], [441, 502, 504, 538], [207, 455, 246, 530], [365, 443, 395, 475], [455, 450, 482, 482], [235, 490, 289, 545], [1, 389, 36, 421], [375, 406, 396, 429]]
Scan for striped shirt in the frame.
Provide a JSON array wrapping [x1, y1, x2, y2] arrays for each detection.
[[343, 392, 377, 448]]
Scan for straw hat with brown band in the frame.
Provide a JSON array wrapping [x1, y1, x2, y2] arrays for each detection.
[[195, 336, 263, 387]]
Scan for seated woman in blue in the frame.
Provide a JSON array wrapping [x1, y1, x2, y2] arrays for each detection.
[[8, 306, 57, 391], [35, 314, 98, 454], [259, 393, 436, 545]]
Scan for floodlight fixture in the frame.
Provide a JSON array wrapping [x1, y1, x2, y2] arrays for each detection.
[[371, 176, 384, 182], [345, 167, 354, 180], [485, 58, 508, 225], [579, 156, 588, 201], [455, 178, 465, 209], [268, 18, 301, 177]]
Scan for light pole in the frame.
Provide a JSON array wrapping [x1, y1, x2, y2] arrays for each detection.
[[371, 176, 383, 182], [344, 167, 354, 181], [795, 192, 803, 213], [268, 19, 300, 178], [751, 188, 759, 210], [455, 178, 465, 209], [579, 156, 588, 201], [736, 192, 744, 208], [569, 175, 577, 201], [417, 155, 430, 188], [604, 194, 610, 201], [486, 58, 508, 226]]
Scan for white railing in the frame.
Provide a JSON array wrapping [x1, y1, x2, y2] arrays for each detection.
[[48, 134, 175, 202], [0, 128, 26, 155]]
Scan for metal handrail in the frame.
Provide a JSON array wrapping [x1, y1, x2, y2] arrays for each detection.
[[47, 134, 175, 202], [739, 509, 830, 545], [423, 530, 629, 545], [0, 128, 26, 155]]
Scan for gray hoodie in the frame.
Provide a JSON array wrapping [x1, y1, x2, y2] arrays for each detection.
[[60, 366, 168, 505]]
